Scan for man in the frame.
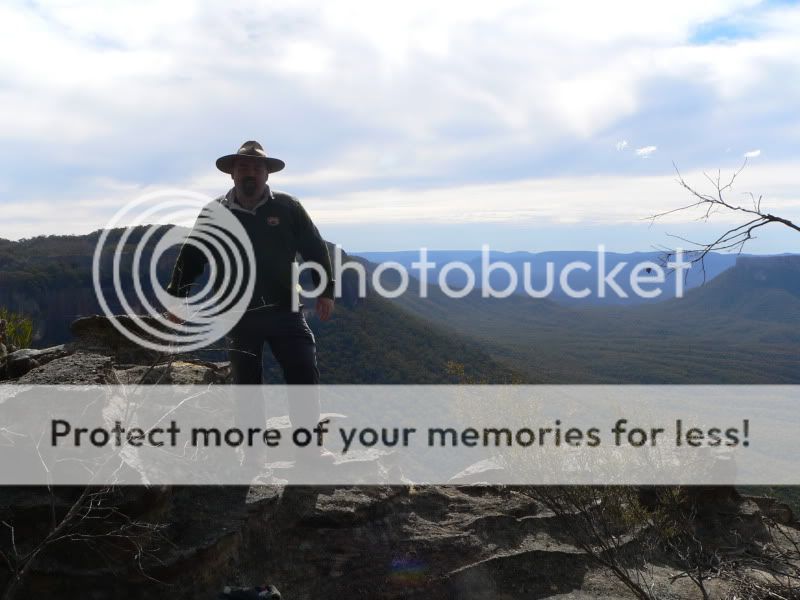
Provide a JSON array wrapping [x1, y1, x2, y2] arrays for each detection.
[[165, 141, 335, 464]]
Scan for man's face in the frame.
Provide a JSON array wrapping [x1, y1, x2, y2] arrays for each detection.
[[232, 158, 269, 199]]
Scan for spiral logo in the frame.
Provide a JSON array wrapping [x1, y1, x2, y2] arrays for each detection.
[[92, 189, 256, 353]]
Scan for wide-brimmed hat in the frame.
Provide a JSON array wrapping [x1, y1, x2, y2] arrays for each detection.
[[215, 140, 285, 174]]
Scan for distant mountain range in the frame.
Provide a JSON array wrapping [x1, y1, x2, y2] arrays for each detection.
[[373, 253, 800, 383], [1, 231, 798, 384], [355, 250, 797, 305]]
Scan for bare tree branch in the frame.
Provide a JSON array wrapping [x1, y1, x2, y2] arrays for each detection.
[[645, 160, 799, 282]]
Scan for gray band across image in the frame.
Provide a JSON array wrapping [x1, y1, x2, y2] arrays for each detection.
[[0, 385, 794, 486]]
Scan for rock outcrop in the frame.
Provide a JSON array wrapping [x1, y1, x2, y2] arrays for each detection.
[[0, 314, 231, 385], [1, 315, 799, 599]]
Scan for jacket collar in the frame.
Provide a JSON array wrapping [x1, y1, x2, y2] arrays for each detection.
[[223, 184, 273, 214]]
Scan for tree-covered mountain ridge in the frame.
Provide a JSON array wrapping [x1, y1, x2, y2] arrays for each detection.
[[0, 226, 521, 384]]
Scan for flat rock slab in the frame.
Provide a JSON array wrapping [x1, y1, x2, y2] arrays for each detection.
[[70, 314, 167, 364], [15, 352, 115, 385], [4, 345, 70, 379], [115, 360, 230, 385]]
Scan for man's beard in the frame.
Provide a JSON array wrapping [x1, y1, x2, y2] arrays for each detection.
[[241, 176, 258, 196]]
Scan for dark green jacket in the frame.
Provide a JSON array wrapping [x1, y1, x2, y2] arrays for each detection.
[[166, 186, 335, 308]]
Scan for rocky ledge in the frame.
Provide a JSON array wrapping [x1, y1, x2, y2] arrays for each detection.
[[1, 315, 799, 599]]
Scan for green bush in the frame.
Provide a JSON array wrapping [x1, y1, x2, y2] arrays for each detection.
[[0, 306, 34, 349]]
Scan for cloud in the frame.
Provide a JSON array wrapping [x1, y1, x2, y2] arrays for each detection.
[[1, 0, 800, 250], [5, 158, 799, 242], [743, 149, 761, 158], [2, 3, 797, 159], [635, 146, 658, 158], [304, 160, 800, 226]]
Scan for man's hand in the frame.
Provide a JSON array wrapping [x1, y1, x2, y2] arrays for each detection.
[[163, 310, 184, 325], [316, 297, 334, 322]]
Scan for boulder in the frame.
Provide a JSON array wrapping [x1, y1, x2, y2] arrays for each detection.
[[69, 314, 167, 364], [745, 495, 795, 525], [5, 345, 70, 380], [15, 352, 116, 385]]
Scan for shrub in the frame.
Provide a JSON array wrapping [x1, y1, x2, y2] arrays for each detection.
[[0, 306, 34, 349]]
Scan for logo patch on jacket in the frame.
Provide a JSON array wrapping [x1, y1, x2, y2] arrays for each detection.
[[267, 216, 280, 226]]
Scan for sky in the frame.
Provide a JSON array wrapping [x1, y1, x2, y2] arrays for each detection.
[[1, 0, 799, 253]]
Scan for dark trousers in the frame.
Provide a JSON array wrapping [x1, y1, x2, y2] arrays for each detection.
[[227, 309, 321, 432]]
